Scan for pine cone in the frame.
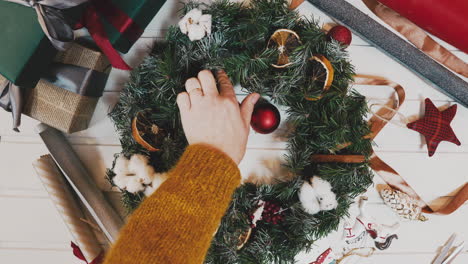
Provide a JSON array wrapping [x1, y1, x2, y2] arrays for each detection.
[[380, 188, 428, 221]]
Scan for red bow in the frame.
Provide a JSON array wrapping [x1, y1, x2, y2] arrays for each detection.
[[75, 0, 145, 70], [71, 242, 104, 264]]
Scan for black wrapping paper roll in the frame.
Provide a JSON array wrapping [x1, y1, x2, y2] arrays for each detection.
[[307, 0, 468, 108], [37, 124, 123, 243]]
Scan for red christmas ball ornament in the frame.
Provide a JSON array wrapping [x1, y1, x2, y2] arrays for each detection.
[[251, 100, 281, 134], [327, 25, 352, 48]]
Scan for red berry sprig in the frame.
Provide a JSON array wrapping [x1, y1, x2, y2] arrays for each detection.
[[261, 201, 285, 225]]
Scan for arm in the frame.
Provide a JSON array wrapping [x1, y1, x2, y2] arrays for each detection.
[[103, 144, 240, 264], [104, 70, 259, 264]]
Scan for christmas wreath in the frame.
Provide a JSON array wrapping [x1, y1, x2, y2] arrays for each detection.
[[108, 0, 373, 263]]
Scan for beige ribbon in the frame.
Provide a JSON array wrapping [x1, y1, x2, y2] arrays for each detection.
[[310, 75, 468, 215], [362, 0, 468, 78]]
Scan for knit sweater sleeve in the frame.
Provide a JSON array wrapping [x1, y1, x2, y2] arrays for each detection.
[[103, 144, 241, 264]]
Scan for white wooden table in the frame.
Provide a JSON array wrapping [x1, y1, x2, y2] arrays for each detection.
[[1, 1, 466, 263]]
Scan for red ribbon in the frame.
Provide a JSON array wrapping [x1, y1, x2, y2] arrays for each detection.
[[91, 0, 144, 44], [71, 242, 104, 264], [75, 0, 144, 70]]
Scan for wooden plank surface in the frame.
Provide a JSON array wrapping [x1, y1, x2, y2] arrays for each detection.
[[0, 0, 466, 263]]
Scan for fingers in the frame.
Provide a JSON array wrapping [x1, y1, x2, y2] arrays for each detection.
[[198, 70, 218, 96], [177, 92, 191, 112], [216, 70, 236, 98], [185, 77, 203, 97], [240, 93, 260, 127]]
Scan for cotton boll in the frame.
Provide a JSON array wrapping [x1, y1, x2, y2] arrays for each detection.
[[188, 24, 207, 41], [125, 177, 146, 193], [129, 154, 154, 184], [317, 192, 338, 211], [144, 173, 168, 197], [114, 155, 130, 175], [311, 176, 337, 211], [311, 176, 333, 195], [199, 14, 212, 35], [178, 8, 203, 34], [299, 181, 321, 215], [112, 175, 130, 190], [178, 8, 212, 41]]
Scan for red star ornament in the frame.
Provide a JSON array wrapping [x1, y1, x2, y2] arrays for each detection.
[[406, 98, 461, 157]]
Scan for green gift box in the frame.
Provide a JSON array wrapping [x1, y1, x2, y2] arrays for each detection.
[[0, 1, 57, 87], [96, 0, 167, 53]]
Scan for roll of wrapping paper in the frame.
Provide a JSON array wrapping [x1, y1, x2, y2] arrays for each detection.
[[33, 155, 103, 262], [377, 0, 468, 53], [306, 0, 468, 108], [37, 123, 124, 242]]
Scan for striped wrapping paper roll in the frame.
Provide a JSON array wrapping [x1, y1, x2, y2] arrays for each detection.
[[33, 155, 103, 262]]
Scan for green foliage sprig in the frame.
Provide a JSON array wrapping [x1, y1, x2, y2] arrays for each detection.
[[108, 0, 373, 263]]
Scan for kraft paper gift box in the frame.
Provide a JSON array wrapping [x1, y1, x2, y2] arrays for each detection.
[[21, 43, 110, 133]]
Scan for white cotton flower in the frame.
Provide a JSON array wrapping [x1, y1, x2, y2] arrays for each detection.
[[310, 176, 333, 194], [299, 176, 338, 215], [178, 8, 212, 41], [112, 153, 157, 194], [311, 176, 337, 211], [114, 155, 130, 175], [112, 175, 131, 190], [144, 173, 168, 197], [299, 181, 321, 215], [125, 177, 146, 193], [317, 192, 338, 211], [113, 174, 144, 193], [128, 154, 155, 184]]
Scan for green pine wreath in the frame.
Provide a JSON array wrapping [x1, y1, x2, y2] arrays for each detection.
[[108, 0, 373, 263]]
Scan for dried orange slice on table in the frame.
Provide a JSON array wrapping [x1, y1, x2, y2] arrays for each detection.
[[132, 109, 167, 152], [304, 55, 334, 101], [268, 29, 302, 68]]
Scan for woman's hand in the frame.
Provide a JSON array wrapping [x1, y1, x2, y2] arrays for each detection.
[[177, 70, 260, 164]]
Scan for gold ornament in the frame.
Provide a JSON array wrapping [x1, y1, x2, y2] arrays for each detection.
[[380, 187, 428, 221]]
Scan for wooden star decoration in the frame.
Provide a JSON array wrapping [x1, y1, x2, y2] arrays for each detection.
[[407, 98, 461, 157]]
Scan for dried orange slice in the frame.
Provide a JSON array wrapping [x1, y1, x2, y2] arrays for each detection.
[[236, 227, 252, 250], [268, 29, 301, 68], [132, 109, 166, 152], [304, 55, 334, 101]]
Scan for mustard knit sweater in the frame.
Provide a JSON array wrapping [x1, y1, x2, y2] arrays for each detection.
[[104, 144, 241, 264]]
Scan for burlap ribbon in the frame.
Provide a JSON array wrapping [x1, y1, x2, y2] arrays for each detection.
[[362, 0, 468, 78], [0, 63, 107, 131], [3, 0, 88, 50], [311, 75, 467, 215]]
